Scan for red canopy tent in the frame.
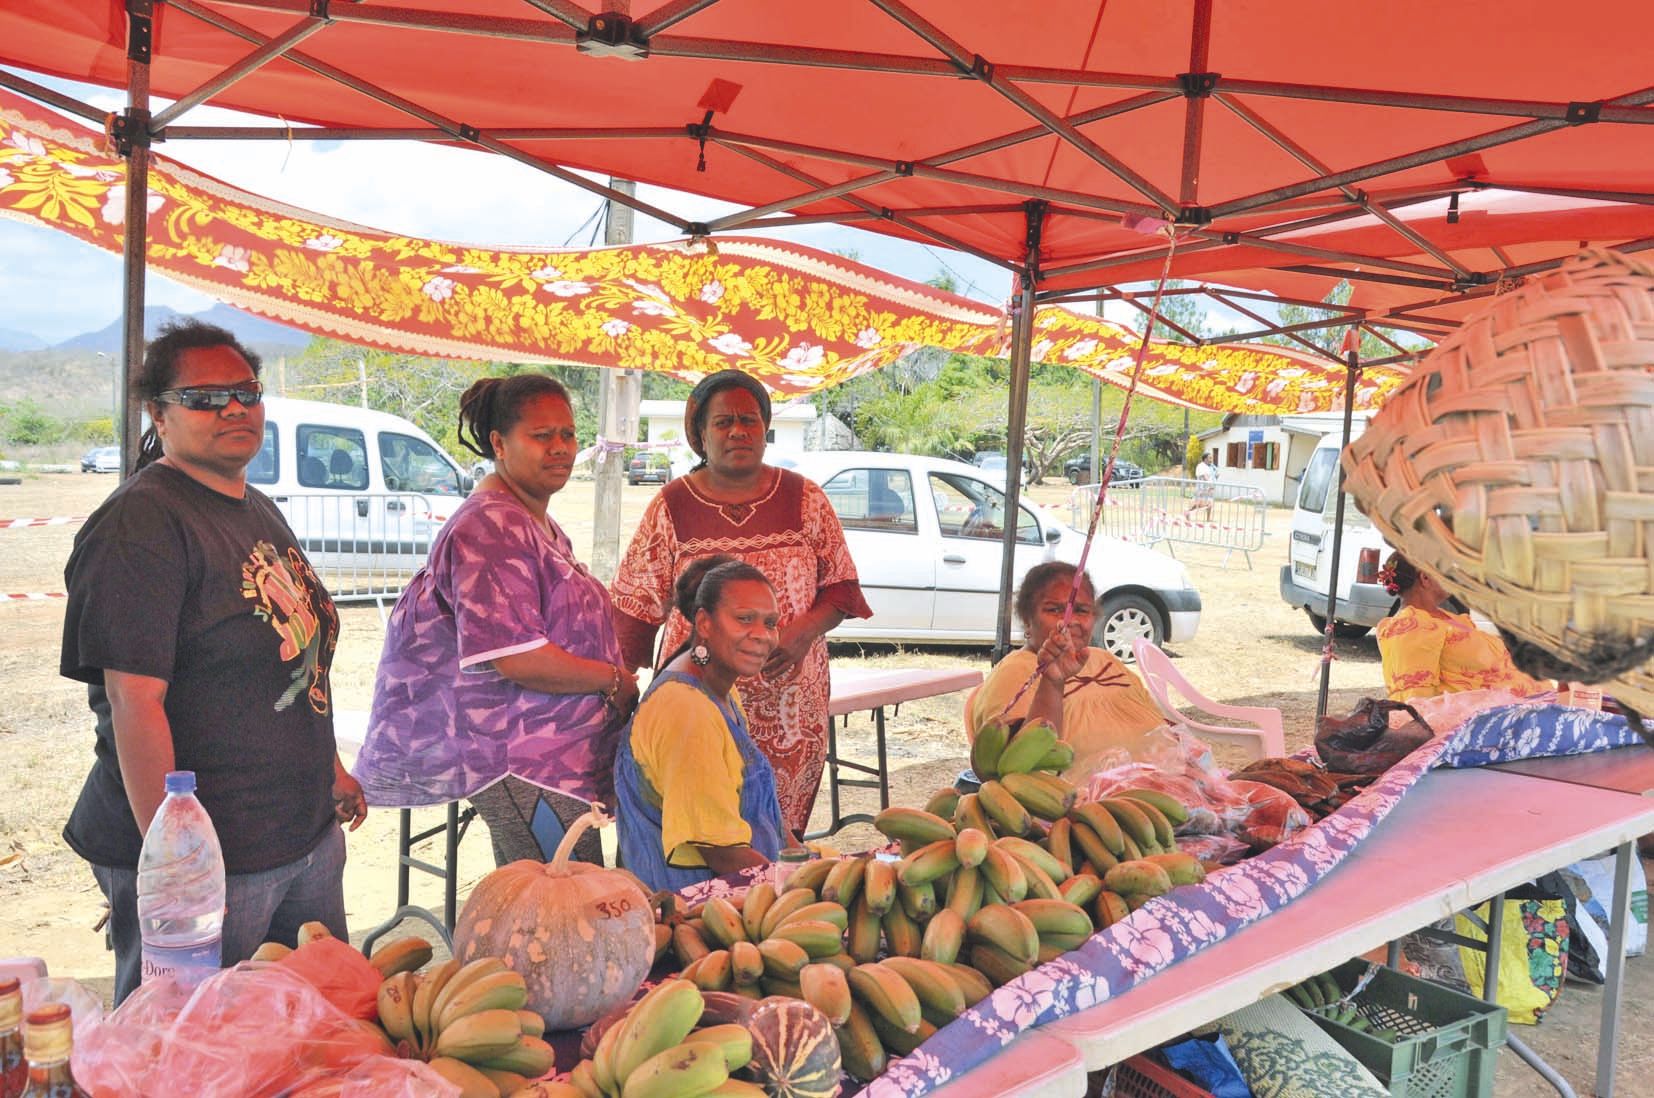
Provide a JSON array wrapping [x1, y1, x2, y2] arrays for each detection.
[[3, 0, 1652, 646]]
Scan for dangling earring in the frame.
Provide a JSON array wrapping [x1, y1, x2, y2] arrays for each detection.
[[691, 642, 711, 667]]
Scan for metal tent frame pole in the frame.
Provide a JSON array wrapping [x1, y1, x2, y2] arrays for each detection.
[[1315, 339, 1362, 722], [117, 0, 154, 478], [993, 201, 1043, 663]]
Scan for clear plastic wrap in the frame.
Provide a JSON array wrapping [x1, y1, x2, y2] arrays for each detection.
[[20, 976, 104, 1037], [73, 964, 458, 1098], [1085, 759, 1312, 852]]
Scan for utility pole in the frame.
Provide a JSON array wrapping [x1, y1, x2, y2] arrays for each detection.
[[592, 178, 639, 581]]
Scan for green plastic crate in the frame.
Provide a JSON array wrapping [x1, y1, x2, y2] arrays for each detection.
[[1303, 960, 1507, 1098]]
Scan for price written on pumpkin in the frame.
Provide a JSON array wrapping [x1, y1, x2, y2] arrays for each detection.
[[592, 897, 634, 920]]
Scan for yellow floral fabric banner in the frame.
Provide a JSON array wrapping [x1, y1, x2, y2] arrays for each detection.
[[0, 89, 1404, 411]]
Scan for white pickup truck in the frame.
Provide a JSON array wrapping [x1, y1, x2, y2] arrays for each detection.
[[787, 451, 1202, 660]]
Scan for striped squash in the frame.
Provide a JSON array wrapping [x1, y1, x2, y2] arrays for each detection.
[[744, 996, 841, 1098]]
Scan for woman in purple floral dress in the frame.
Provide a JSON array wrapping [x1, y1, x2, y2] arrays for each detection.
[[353, 375, 638, 864]]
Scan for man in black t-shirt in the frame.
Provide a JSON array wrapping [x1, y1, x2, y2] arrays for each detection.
[[60, 320, 366, 1002]]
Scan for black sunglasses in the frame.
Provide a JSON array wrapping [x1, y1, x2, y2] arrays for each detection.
[[155, 383, 264, 411]]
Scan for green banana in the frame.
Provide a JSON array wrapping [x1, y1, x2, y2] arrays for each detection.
[[970, 720, 1011, 780], [967, 943, 1032, 987], [954, 827, 991, 869], [1093, 890, 1130, 929], [773, 900, 850, 933], [729, 940, 764, 986], [1044, 817, 1075, 876], [995, 721, 1060, 776], [836, 1003, 887, 1082], [898, 879, 937, 922], [430, 1009, 525, 1063], [798, 963, 852, 1025], [943, 864, 984, 921], [369, 935, 434, 979], [1058, 871, 1103, 908], [690, 1023, 754, 1072], [897, 838, 960, 886], [977, 779, 1035, 837], [1034, 741, 1076, 773], [952, 792, 996, 839], [789, 856, 838, 896], [966, 904, 1039, 965], [767, 918, 844, 959], [700, 897, 748, 948], [429, 958, 508, 1038], [924, 786, 962, 820], [759, 887, 820, 940], [819, 854, 867, 908], [434, 968, 529, 1034], [1143, 852, 1205, 886], [1101, 798, 1160, 853], [475, 1036, 556, 1078], [515, 1009, 545, 1038], [1103, 859, 1174, 898], [846, 894, 882, 965], [757, 937, 810, 981], [943, 962, 995, 1005], [619, 1040, 729, 1098], [608, 978, 706, 1087], [979, 843, 1028, 903], [874, 807, 957, 847], [882, 900, 923, 958], [1068, 819, 1120, 874], [1069, 802, 1126, 856], [880, 956, 968, 1027], [870, 1012, 938, 1057], [425, 1056, 499, 1098], [996, 836, 1071, 883], [376, 970, 418, 1046], [1117, 787, 1190, 825], [1011, 898, 1094, 940]]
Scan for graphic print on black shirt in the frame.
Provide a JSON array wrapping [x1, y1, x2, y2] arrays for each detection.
[[241, 540, 337, 715]]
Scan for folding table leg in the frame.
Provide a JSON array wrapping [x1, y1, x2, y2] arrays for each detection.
[[1595, 840, 1635, 1098], [1481, 892, 1504, 1003], [1385, 939, 1401, 968], [874, 705, 890, 810], [444, 801, 460, 932], [397, 808, 412, 908], [828, 715, 843, 832]]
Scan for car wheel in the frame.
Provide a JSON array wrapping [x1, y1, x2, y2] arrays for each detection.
[[1067, 468, 1085, 485], [1093, 593, 1162, 662], [1305, 608, 1372, 639]]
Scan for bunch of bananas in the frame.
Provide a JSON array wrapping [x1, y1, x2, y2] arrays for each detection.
[[547, 979, 763, 1098], [376, 955, 557, 1098]]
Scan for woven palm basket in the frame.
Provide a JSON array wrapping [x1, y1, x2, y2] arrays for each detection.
[[1343, 249, 1654, 717]]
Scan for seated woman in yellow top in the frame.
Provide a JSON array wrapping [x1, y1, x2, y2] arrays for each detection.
[[613, 555, 789, 890], [1375, 553, 1551, 703], [967, 562, 1169, 779]]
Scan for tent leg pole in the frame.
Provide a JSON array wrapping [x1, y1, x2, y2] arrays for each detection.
[[1314, 343, 1361, 722], [994, 203, 1043, 663], [119, 0, 154, 479]]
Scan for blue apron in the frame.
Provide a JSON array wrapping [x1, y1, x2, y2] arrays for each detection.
[[614, 669, 786, 892]]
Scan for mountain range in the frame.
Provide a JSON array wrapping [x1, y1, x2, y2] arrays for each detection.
[[0, 303, 311, 354]]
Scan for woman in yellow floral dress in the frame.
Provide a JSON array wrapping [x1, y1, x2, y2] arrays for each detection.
[[1375, 553, 1551, 702]]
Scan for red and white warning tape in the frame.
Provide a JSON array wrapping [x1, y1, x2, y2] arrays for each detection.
[[4, 592, 67, 601], [1, 516, 87, 529]]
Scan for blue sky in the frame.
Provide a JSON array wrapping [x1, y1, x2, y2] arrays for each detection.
[[0, 68, 1052, 345]]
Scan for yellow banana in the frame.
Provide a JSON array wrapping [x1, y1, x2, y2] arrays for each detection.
[[924, 787, 962, 820], [757, 937, 810, 981], [788, 856, 838, 896], [425, 1056, 499, 1098], [516, 1009, 546, 1038], [819, 854, 867, 908], [758, 887, 818, 940], [966, 904, 1039, 965], [436, 969, 529, 1033], [702, 1080, 769, 1097], [618, 1040, 729, 1098], [592, 1012, 624, 1095], [369, 935, 434, 979], [570, 1059, 606, 1098], [376, 970, 419, 1046], [1094, 889, 1130, 929], [413, 958, 461, 1054], [798, 963, 852, 1025], [882, 900, 923, 958], [729, 940, 764, 986], [951, 792, 996, 840], [608, 979, 706, 1088], [1011, 898, 1094, 940], [835, 1003, 887, 1083], [476, 1036, 557, 1078], [431, 958, 510, 1035], [861, 857, 899, 915], [896, 838, 959, 886], [690, 949, 733, 992], [431, 1009, 526, 1064], [700, 897, 747, 949], [979, 843, 1028, 903], [880, 956, 967, 1028], [920, 908, 965, 965], [847, 961, 922, 1034], [1070, 802, 1127, 856], [968, 943, 1033, 987], [943, 864, 983, 922], [739, 882, 777, 942]]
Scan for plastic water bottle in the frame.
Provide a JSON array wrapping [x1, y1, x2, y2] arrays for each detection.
[[136, 771, 225, 988]]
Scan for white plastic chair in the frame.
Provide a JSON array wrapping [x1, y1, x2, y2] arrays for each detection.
[[1131, 637, 1286, 760]]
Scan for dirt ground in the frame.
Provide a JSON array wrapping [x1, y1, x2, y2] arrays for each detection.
[[1, 471, 1647, 1096]]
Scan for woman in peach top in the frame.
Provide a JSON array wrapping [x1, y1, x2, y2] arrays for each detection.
[[1375, 553, 1551, 702]]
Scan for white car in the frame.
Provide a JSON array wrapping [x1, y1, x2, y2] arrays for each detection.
[[791, 452, 1201, 659]]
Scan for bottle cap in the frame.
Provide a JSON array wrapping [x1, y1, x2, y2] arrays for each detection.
[[23, 1003, 72, 1063], [165, 770, 196, 794], [778, 847, 811, 863]]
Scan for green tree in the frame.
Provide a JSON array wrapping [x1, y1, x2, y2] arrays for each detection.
[[1185, 433, 1203, 476], [0, 399, 66, 446]]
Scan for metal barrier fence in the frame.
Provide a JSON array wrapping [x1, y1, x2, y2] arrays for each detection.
[[271, 491, 443, 602], [1067, 476, 1268, 567]]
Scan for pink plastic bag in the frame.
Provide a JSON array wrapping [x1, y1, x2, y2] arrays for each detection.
[[74, 964, 458, 1098], [279, 936, 385, 1020]]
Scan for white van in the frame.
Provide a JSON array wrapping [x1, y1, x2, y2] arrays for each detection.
[[247, 397, 470, 596], [1277, 428, 1394, 637]]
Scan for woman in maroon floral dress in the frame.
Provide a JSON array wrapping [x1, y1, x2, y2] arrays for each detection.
[[611, 371, 870, 833]]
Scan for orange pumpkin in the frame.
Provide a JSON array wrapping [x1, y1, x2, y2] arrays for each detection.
[[453, 806, 653, 1031]]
